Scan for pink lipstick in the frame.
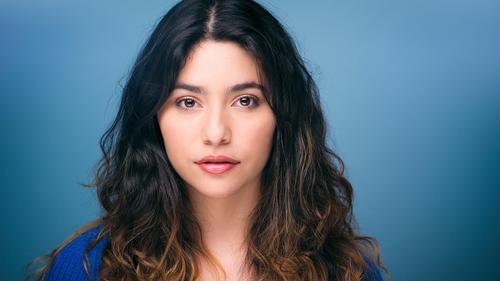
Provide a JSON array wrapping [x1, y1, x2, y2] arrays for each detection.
[[195, 155, 240, 174]]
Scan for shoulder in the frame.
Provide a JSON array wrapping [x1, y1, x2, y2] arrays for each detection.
[[44, 224, 109, 281], [361, 257, 385, 281]]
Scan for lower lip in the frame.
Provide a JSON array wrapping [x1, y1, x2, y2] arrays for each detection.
[[197, 163, 238, 174]]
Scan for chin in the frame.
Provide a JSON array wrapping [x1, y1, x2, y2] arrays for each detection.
[[187, 182, 242, 199]]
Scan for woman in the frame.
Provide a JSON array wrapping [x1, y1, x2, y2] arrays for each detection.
[[29, 0, 389, 280]]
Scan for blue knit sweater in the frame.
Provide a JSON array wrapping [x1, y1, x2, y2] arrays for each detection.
[[44, 225, 108, 281], [44, 225, 384, 281]]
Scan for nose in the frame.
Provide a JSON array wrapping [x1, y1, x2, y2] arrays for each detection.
[[201, 106, 231, 146]]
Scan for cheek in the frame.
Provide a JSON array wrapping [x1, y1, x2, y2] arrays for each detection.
[[158, 114, 197, 159], [239, 113, 276, 159]]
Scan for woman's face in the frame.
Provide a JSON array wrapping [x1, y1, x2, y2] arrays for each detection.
[[157, 40, 276, 200]]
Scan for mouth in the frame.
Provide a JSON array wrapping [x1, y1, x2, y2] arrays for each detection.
[[195, 155, 240, 174], [196, 162, 238, 174]]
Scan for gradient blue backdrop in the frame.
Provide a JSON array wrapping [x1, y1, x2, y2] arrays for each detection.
[[1, 1, 499, 280]]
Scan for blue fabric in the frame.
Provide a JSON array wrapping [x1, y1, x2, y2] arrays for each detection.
[[44, 225, 108, 281], [363, 256, 385, 281], [44, 225, 383, 281]]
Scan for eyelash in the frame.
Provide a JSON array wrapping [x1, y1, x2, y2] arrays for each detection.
[[175, 95, 260, 110]]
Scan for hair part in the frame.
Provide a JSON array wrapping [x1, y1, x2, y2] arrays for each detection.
[[27, 1, 389, 280]]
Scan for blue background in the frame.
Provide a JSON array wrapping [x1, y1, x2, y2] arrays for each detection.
[[1, 0, 499, 280]]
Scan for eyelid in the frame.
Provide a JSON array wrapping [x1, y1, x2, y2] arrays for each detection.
[[175, 96, 200, 111], [233, 94, 260, 108], [174, 94, 260, 110]]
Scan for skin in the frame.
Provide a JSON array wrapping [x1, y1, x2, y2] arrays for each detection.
[[157, 40, 276, 281]]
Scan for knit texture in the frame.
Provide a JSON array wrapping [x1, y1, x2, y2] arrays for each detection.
[[44, 225, 384, 281], [44, 225, 108, 281]]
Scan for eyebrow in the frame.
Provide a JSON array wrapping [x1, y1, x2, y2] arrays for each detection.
[[173, 81, 266, 95]]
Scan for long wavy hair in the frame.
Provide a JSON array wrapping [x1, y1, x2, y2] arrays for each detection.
[[29, 0, 389, 280]]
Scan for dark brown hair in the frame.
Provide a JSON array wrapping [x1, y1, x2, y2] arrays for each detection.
[[29, 0, 389, 280]]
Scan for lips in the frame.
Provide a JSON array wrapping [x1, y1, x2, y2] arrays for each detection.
[[195, 155, 240, 164], [195, 155, 240, 174]]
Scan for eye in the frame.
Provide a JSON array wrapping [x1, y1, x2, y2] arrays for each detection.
[[175, 97, 199, 110], [234, 95, 260, 108]]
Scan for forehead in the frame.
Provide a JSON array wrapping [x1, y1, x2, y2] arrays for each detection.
[[176, 40, 262, 87]]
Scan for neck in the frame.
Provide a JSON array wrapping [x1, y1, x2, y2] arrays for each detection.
[[188, 182, 260, 255], [187, 182, 260, 281]]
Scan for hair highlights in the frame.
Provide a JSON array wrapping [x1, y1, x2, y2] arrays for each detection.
[[29, 1, 389, 280]]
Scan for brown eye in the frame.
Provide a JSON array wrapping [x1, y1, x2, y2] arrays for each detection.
[[176, 97, 198, 109], [235, 95, 259, 108]]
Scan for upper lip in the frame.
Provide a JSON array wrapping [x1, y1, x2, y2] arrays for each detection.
[[195, 155, 240, 164]]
